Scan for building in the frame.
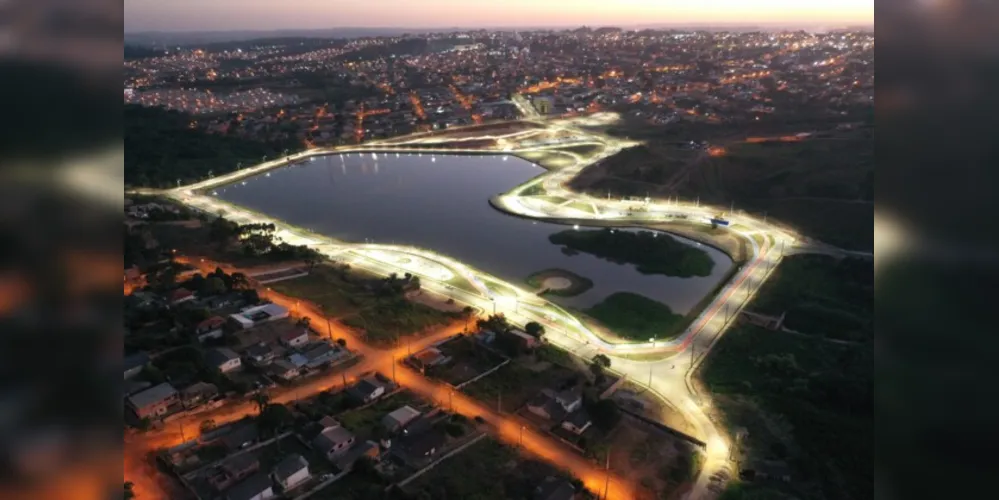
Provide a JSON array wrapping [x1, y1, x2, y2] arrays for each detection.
[[271, 454, 310, 491], [127, 382, 179, 420], [221, 423, 260, 452], [348, 377, 386, 403], [553, 387, 583, 413], [123, 352, 150, 380], [229, 303, 289, 330], [245, 343, 279, 367], [413, 347, 450, 368], [180, 382, 219, 409], [334, 440, 381, 471], [312, 426, 356, 460], [279, 328, 310, 348], [206, 347, 242, 373], [507, 328, 540, 350], [534, 476, 576, 500], [225, 472, 274, 500], [195, 316, 227, 342], [268, 359, 300, 381], [381, 405, 422, 432], [169, 288, 196, 305], [301, 341, 348, 369], [561, 411, 592, 435], [208, 453, 260, 491], [395, 428, 447, 466]]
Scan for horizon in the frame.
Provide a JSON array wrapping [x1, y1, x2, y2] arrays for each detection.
[[125, 0, 873, 33]]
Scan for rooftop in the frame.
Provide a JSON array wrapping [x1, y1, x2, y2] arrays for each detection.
[[225, 472, 272, 500], [273, 454, 309, 482], [127, 382, 177, 409]]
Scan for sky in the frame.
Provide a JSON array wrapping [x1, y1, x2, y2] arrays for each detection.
[[124, 0, 874, 33]]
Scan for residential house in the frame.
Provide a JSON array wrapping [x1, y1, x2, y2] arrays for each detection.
[[203, 293, 246, 312], [301, 341, 348, 369], [208, 453, 260, 491], [245, 343, 279, 367], [271, 454, 310, 491], [553, 386, 583, 413], [127, 382, 179, 420], [279, 328, 310, 348], [534, 476, 576, 500], [169, 288, 196, 305], [206, 347, 242, 373], [526, 391, 567, 422], [560, 411, 592, 435], [507, 328, 540, 350], [195, 316, 227, 342], [381, 405, 421, 432], [225, 472, 274, 500], [348, 377, 386, 403], [312, 426, 356, 460], [334, 440, 381, 472], [180, 382, 219, 409], [268, 359, 300, 382], [221, 423, 260, 452], [229, 303, 289, 330], [413, 347, 450, 369], [123, 352, 150, 380]]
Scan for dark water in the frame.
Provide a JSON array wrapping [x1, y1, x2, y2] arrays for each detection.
[[214, 153, 733, 313]]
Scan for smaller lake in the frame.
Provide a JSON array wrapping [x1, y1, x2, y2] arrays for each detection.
[[214, 153, 733, 314]]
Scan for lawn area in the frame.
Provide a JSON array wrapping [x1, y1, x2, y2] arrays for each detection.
[[749, 255, 873, 342], [463, 354, 581, 412], [401, 437, 587, 499], [703, 321, 872, 500], [584, 292, 686, 341], [268, 265, 366, 317], [525, 268, 594, 297], [549, 228, 714, 278]]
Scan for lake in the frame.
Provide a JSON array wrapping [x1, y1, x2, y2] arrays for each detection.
[[214, 152, 733, 314]]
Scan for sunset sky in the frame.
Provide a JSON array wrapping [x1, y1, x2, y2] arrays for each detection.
[[125, 0, 874, 32]]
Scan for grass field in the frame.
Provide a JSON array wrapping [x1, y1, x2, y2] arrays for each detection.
[[584, 292, 686, 341], [702, 254, 872, 500]]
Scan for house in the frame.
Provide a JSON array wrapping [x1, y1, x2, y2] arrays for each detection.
[[334, 440, 381, 471], [221, 423, 260, 452], [560, 411, 592, 435], [208, 453, 259, 491], [348, 377, 386, 403], [507, 328, 540, 350], [553, 386, 583, 413], [271, 454, 310, 491], [206, 347, 242, 373], [127, 382, 179, 420], [169, 288, 196, 305], [413, 347, 450, 369], [225, 472, 274, 500], [381, 405, 421, 432], [268, 359, 300, 382], [279, 328, 310, 348], [195, 316, 227, 342], [123, 352, 150, 380], [534, 476, 576, 500], [245, 343, 279, 367], [180, 382, 219, 409], [312, 426, 356, 460], [526, 391, 567, 422], [301, 341, 348, 369], [229, 303, 289, 330]]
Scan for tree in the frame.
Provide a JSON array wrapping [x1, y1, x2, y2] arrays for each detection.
[[230, 272, 250, 290], [251, 392, 271, 414], [588, 399, 621, 431], [336, 338, 347, 347], [124, 482, 136, 500], [462, 306, 475, 317], [593, 354, 611, 369], [258, 403, 293, 437], [524, 321, 546, 338]]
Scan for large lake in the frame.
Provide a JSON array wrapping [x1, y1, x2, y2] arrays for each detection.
[[214, 153, 733, 314]]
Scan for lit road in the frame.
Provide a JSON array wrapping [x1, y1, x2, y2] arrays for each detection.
[[148, 114, 814, 499]]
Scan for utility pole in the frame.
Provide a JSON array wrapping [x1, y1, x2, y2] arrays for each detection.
[[497, 391, 502, 413], [392, 356, 397, 384], [178, 421, 186, 443], [342, 372, 347, 390], [519, 425, 525, 448], [648, 363, 653, 388], [326, 318, 333, 340]]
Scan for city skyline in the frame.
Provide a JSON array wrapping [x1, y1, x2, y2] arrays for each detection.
[[125, 0, 873, 33]]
